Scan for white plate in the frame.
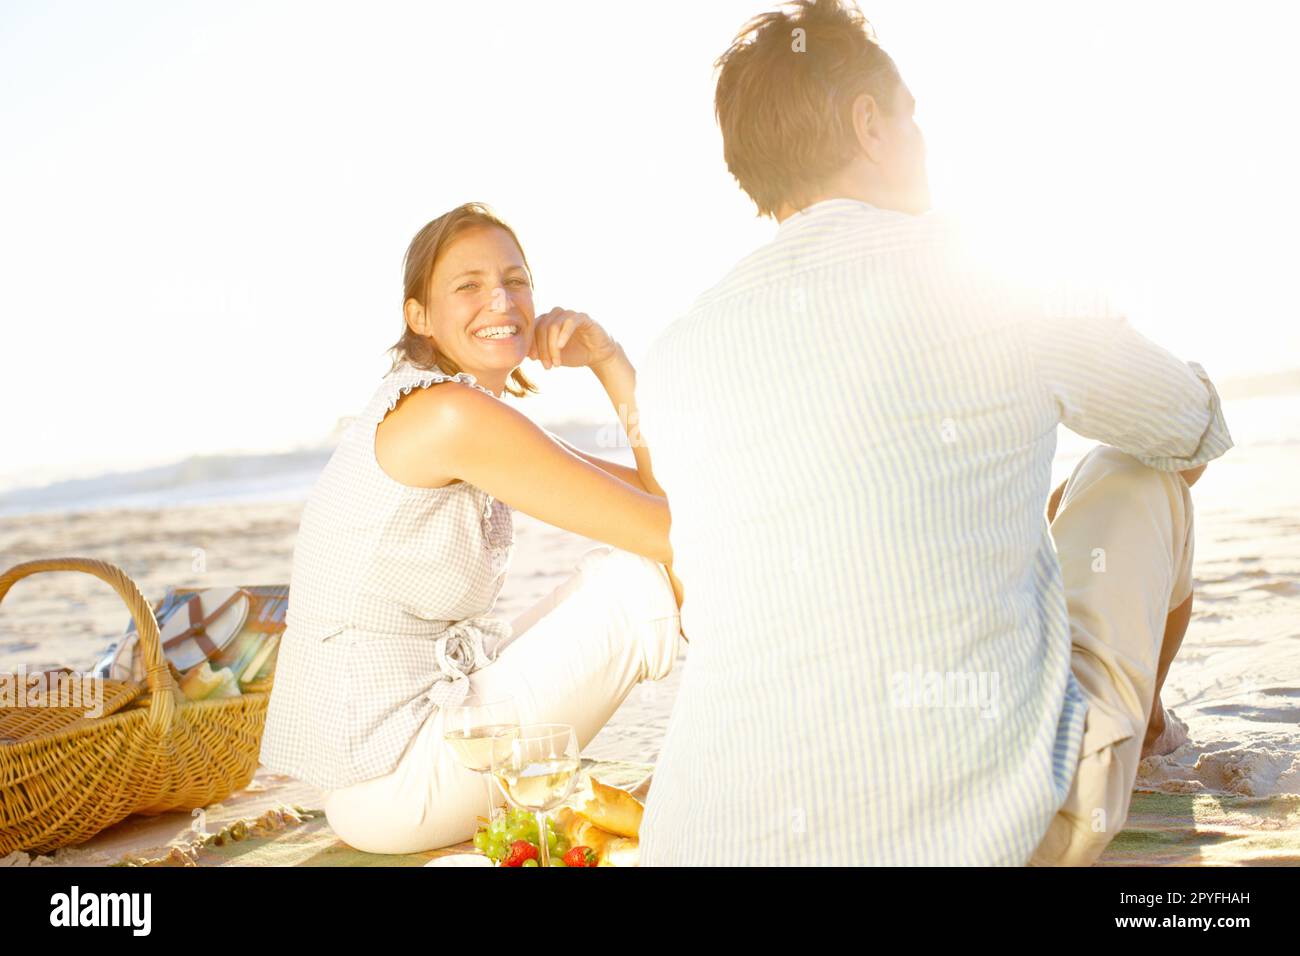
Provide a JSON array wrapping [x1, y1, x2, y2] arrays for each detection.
[[159, 588, 250, 672]]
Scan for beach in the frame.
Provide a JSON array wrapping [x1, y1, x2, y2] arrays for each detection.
[[1, 396, 1297, 864]]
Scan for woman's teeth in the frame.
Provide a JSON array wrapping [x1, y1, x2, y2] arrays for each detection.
[[474, 325, 519, 340]]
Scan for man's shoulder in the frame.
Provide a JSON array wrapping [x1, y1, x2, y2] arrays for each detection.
[[712, 208, 970, 297], [643, 210, 967, 360]]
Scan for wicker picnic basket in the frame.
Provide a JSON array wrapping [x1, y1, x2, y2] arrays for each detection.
[[0, 557, 272, 856]]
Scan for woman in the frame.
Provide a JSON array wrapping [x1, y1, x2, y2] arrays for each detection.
[[258, 202, 683, 854]]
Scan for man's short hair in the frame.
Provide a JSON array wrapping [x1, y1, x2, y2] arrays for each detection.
[[714, 0, 899, 218]]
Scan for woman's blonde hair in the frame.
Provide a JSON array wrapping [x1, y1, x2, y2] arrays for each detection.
[[386, 202, 539, 398]]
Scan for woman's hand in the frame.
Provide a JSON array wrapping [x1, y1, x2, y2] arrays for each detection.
[[529, 307, 621, 370], [666, 563, 685, 615], [1179, 463, 1207, 488]]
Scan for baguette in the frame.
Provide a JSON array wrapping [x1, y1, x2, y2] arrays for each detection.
[[554, 807, 639, 866], [579, 777, 644, 838]]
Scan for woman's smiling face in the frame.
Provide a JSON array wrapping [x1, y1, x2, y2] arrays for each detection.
[[407, 224, 535, 385]]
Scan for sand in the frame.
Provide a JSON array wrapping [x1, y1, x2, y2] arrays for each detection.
[[1130, 444, 1300, 797], [0, 438, 1296, 864]]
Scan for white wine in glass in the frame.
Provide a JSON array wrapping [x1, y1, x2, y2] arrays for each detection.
[[442, 696, 520, 827], [491, 723, 580, 867], [444, 722, 519, 773]]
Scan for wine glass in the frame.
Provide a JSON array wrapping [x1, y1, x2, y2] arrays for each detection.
[[491, 723, 580, 867], [442, 694, 520, 827]]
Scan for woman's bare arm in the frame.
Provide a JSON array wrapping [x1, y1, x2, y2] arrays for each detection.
[[527, 311, 682, 612], [545, 427, 686, 616], [589, 345, 667, 498], [545, 430, 650, 494], [411, 382, 672, 564]]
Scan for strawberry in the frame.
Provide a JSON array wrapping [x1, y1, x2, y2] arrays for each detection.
[[502, 839, 539, 867], [563, 845, 598, 868]]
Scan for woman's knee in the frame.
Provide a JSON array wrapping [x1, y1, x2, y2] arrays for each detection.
[[325, 788, 471, 855], [323, 789, 394, 854]]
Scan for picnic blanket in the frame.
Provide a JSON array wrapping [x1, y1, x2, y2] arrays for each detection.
[[1094, 789, 1300, 866], [119, 783, 1300, 868], [142, 758, 652, 867], [0, 758, 652, 868], [6, 764, 1297, 867]]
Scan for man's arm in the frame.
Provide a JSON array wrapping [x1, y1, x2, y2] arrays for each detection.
[[1026, 308, 1234, 472]]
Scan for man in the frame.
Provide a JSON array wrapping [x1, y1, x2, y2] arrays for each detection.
[[634, 0, 1232, 865]]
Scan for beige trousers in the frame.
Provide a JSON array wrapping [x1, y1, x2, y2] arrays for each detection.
[[322, 546, 683, 854], [1028, 445, 1195, 866]]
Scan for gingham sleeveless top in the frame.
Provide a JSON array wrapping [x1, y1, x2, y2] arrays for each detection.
[[259, 360, 515, 790]]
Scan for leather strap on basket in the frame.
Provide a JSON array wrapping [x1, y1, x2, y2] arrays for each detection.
[[161, 588, 251, 660]]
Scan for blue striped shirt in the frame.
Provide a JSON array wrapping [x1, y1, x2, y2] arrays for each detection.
[[635, 198, 1233, 865]]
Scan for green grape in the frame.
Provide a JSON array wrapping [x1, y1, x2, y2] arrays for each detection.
[[473, 831, 491, 853], [522, 858, 539, 867], [488, 816, 507, 838], [550, 858, 567, 867], [487, 838, 507, 861], [546, 829, 559, 849]]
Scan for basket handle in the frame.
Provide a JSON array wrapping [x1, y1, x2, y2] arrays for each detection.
[[0, 557, 182, 733]]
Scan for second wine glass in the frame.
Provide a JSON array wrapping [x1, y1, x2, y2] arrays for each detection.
[[491, 722, 580, 867]]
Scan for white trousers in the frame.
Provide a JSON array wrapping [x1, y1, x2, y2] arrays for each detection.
[[322, 546, 683, 854], [1029, 445, 1195, 866]]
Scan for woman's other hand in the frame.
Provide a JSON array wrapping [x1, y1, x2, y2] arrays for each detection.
[[1179, 463, 1207, 488], [529, 307, 621, 370]]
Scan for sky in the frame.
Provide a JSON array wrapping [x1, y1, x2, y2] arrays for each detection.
[[2, 0, 1298, 490]]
